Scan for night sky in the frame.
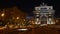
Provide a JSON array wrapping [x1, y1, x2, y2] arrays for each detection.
[[0, 0, 60, 18]]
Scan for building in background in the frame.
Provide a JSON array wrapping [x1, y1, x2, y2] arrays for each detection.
[[33, 3, 55, 25], [0, 6, 27, 25]]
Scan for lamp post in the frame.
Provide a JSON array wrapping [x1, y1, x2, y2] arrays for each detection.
[[1, 13, 5, 21], [16, 17, 20, 26], [16, 17, 19, 20]]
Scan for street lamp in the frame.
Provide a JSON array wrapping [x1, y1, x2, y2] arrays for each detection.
[[16, 17, 19, 19], [16, 17, 20, 25], [1, 13, 5, 21], [1, 13, 5, 17]]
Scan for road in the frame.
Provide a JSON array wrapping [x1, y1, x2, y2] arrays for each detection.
[[0, 25, 60, 34]]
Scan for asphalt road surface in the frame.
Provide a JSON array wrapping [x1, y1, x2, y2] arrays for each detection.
[[0, 25, 60, 34]]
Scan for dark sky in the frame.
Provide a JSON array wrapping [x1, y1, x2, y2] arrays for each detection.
[[0, 0, 60, 17]]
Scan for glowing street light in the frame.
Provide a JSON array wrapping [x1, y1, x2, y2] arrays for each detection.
[[16, 17, 19, 19], [56, 20, 59, 22], [1, 13, 5, 17]]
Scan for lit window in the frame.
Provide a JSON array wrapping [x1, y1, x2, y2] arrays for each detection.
[[49, 12, 51, 14], [36, 13, 39, 14], [36, 18, 39, 21], [49, 15, 51, 16], [49, 18, 51, 21], [56, 20, 59, 22], [36, 15, 39, 17]]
